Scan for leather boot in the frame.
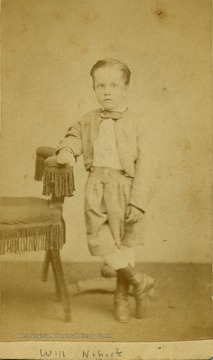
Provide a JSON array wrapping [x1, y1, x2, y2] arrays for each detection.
[[119, 264, 155, 319], [114, 270, 130, 323]]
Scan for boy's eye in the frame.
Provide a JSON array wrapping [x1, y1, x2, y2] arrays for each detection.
[[111, 83, 118, 88], [97, 84, 104, 88]]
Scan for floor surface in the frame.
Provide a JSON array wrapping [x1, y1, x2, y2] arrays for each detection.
[[0, 261, 212, 343]]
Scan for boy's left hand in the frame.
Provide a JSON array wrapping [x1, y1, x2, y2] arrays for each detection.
[[125, 205, 143, 224]]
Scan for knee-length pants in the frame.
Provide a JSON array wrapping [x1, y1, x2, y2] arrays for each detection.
[[85, 167, 143, 259]]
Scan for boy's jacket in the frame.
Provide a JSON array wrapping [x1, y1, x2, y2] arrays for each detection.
[[56, 108, 148, 212]]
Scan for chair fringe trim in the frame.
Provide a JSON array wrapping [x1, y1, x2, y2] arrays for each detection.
[[0, 223, 65, 255], [42, 167, 75, 197]]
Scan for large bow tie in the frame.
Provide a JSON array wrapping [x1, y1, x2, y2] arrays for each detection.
[[100, 110, 123, 121]]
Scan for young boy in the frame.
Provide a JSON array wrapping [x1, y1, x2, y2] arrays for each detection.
[[56, 58, 155, 323]]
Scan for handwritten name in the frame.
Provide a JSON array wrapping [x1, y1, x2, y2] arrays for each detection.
[[40, 349, 66, 358], [82, 348, 123, 358]]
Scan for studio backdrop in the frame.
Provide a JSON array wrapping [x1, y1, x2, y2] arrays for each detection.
[[1, 0, 211, 263]]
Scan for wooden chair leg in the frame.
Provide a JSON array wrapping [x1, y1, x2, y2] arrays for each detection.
[[42, 249, 62, 301], [42, 250, 51, 281], [50, 251, 62, 302], [50, 249, 71, 322]]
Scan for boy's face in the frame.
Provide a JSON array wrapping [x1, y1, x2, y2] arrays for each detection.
[[93, 66, 129, 111]]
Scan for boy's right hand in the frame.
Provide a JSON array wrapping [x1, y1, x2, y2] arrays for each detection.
[[56, 148, 76, 166]]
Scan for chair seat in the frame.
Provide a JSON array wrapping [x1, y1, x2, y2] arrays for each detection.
[[0, 197, 65, 254], [0, 197, 62, 225]]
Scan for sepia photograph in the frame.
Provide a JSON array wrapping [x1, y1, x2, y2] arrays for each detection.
[[0, 0, 212, 358]]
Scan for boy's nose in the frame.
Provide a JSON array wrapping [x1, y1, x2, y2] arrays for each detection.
[[104, 87, 111, 96]]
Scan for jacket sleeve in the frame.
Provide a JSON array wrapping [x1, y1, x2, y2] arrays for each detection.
[[55, 120, 83, 157], [129, 123, 150, 213]]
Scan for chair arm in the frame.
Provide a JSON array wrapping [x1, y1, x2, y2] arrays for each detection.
[[35, 147, 75, 198], [34, 147, 56, 181], [43, 159, 75, 197]]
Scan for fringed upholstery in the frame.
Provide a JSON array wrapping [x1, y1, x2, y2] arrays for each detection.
[[0, 197, 66, 255], [34, 147, 55, 181], [43, 167, 75, 197], [0, 222, 65, 255], [34, 146, 75, 197]]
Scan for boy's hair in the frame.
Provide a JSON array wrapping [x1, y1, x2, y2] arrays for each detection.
[[90, 58, 131, 85]]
